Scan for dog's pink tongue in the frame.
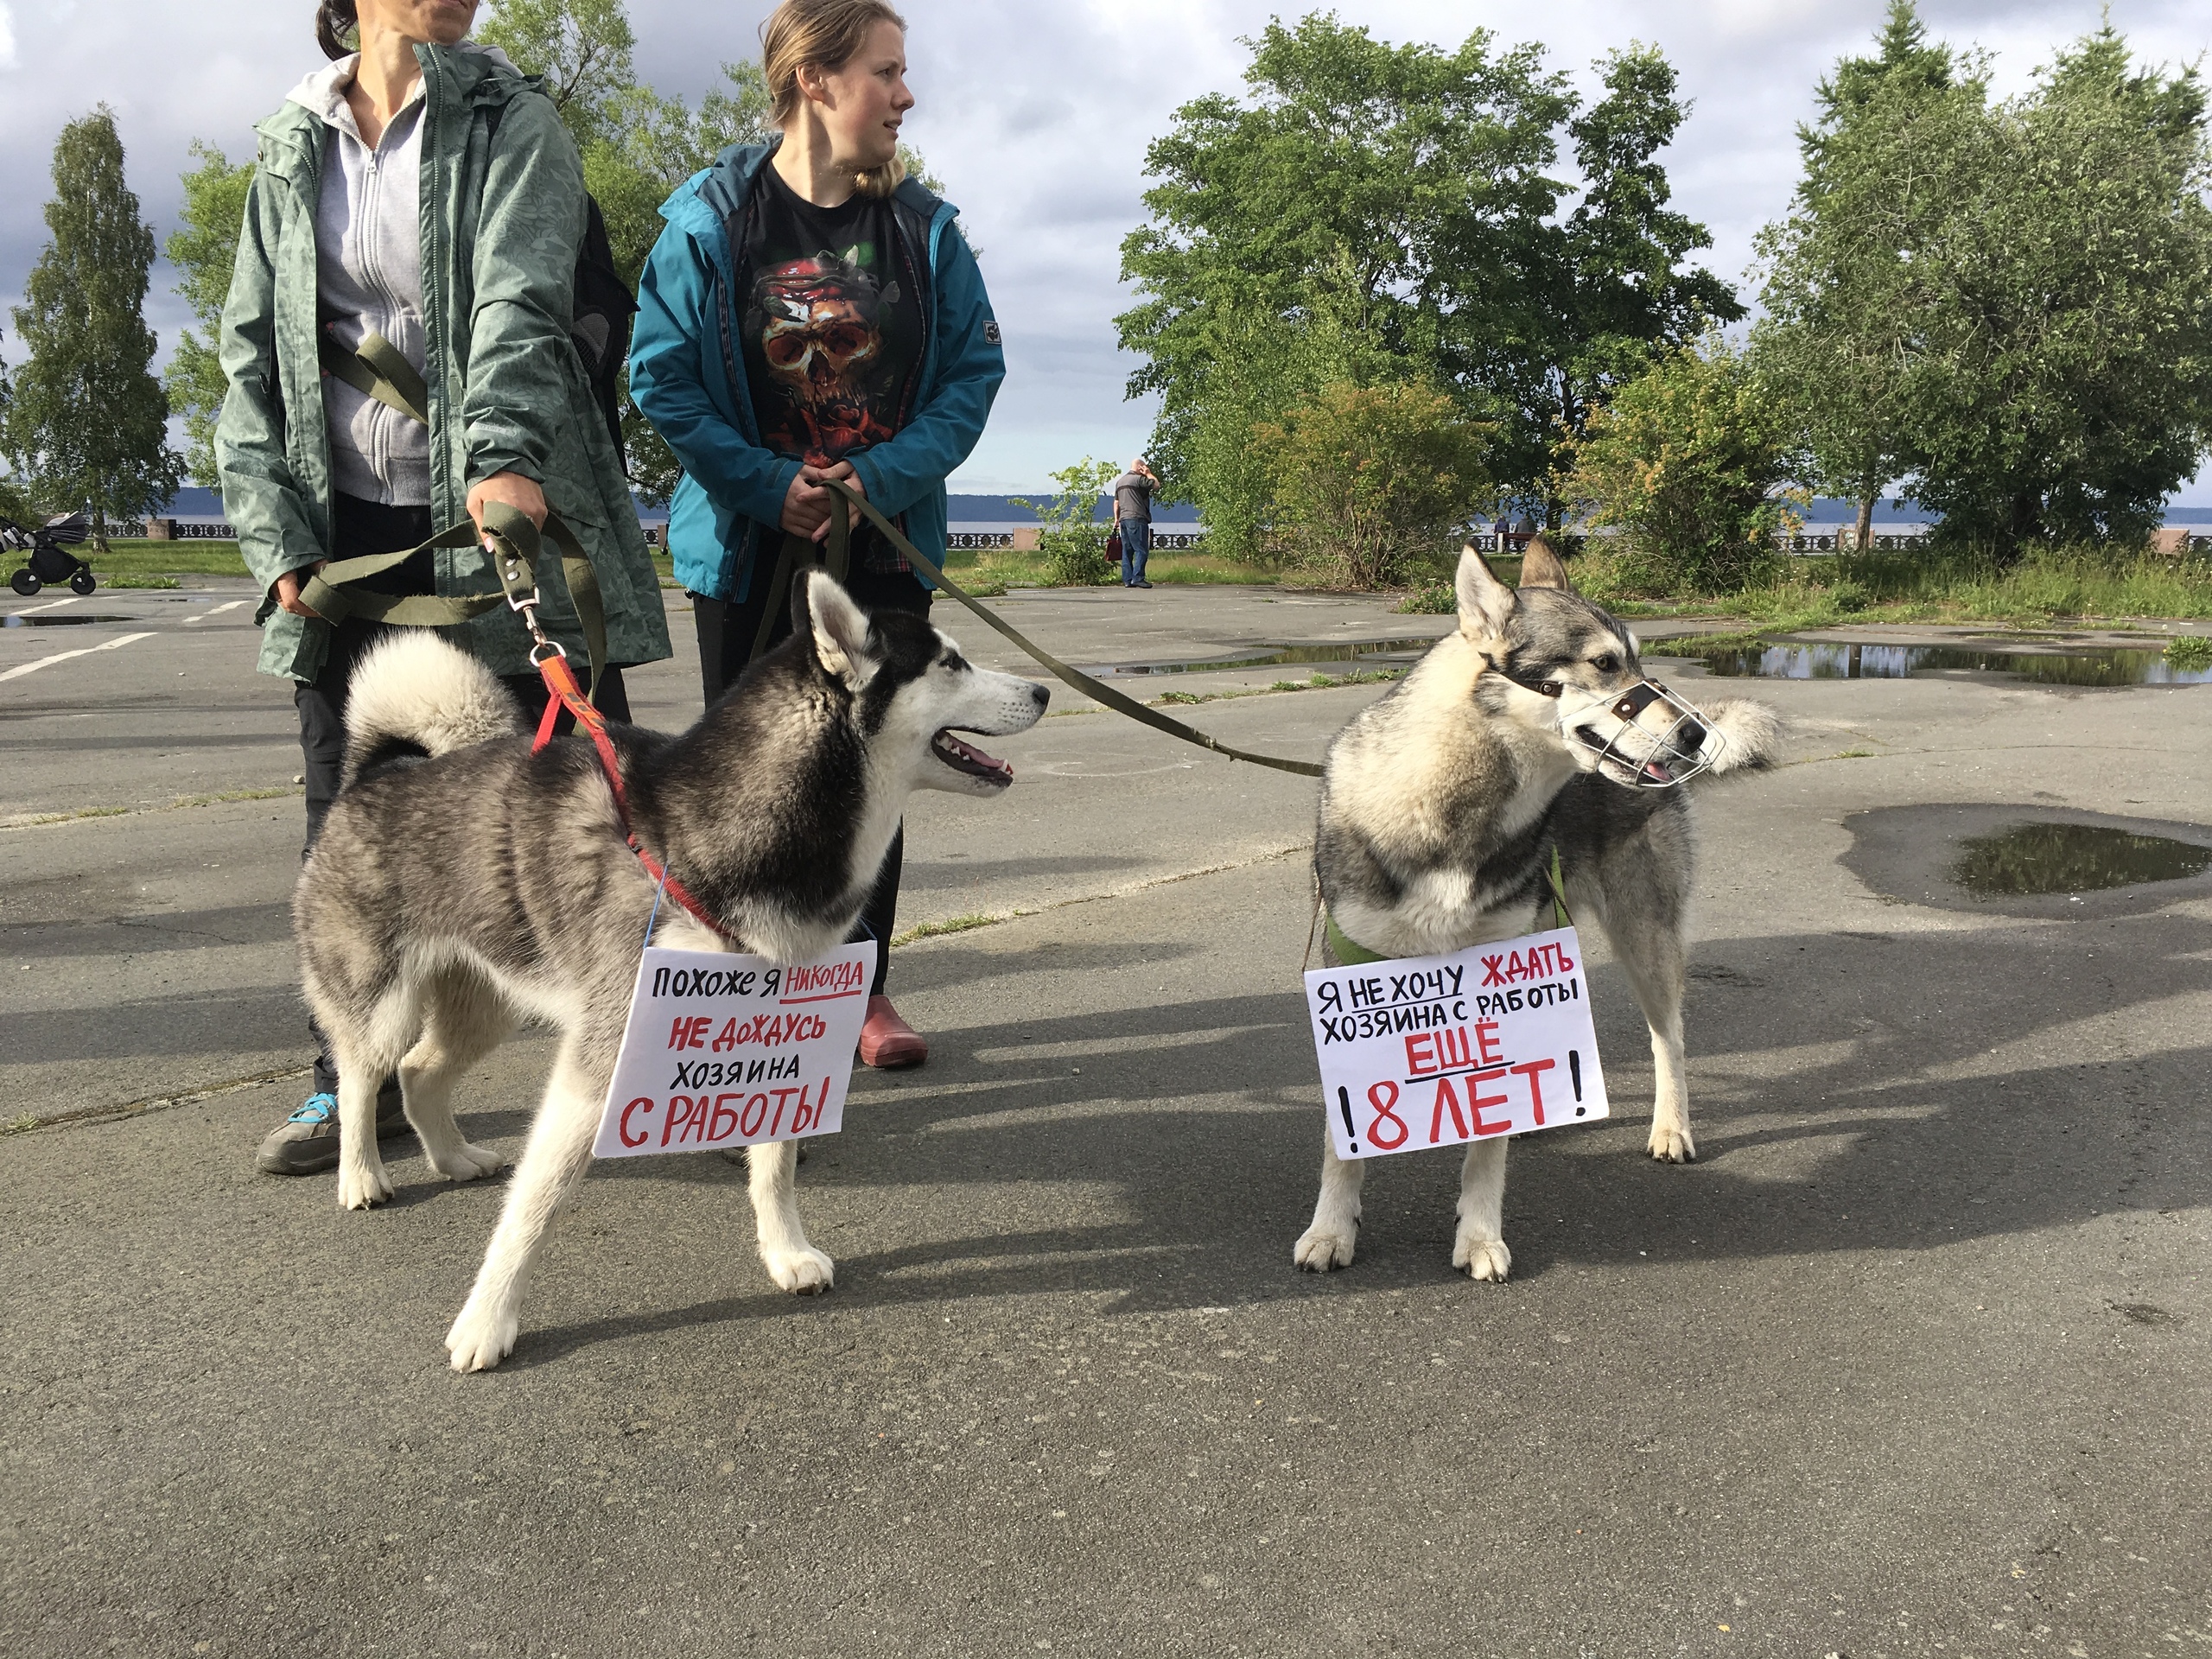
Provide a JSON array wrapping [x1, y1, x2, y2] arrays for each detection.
[[1643, 760, 1672, 783], [944, 733, 1013, 778]]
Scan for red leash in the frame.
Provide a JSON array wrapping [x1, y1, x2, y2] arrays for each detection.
[[532, 652, 728, 940]]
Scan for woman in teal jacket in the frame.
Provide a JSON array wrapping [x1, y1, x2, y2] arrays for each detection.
[[630, 0, 1004, 1069]]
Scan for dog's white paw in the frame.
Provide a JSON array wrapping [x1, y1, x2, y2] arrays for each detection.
[[1452, 1232, 1512, 1282], [336, 1160, 394, 1211], [429, 1141, 507, 1183], [1648, 1122, 1698, 1163], [446, 1299, 518, 1373], [1293, 1222, 1358, 1272], [763, 1246, 835, 1294]]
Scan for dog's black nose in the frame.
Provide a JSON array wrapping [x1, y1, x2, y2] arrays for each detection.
[[1030, 683, 1049, 707], [1678, 720, 1707, 751]]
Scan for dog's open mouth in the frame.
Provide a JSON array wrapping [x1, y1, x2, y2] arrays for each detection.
[[931, 728, 1014, 785], [1575, 726, 1678, 785]]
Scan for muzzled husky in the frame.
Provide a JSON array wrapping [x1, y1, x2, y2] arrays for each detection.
[[1295, 540, 1779, 1281], [295, 573, 1048, 1371]]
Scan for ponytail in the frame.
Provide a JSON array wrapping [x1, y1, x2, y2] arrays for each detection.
[[315, 1, 359, 60]]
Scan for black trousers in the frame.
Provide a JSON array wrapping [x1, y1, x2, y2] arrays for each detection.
[[692, 561, 931, 997], [297, 495, 631, 1095]]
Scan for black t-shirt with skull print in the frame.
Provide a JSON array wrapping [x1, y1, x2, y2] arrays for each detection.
[[741, 164, 925, 573]]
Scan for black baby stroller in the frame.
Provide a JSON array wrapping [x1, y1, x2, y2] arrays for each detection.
[[4, 512, 97, 596]]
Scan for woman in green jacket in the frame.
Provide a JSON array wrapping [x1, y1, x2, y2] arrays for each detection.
[[217, 0, 671, 1176]]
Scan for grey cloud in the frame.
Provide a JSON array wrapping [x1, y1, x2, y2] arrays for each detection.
[[1, 1, 2204, 493]]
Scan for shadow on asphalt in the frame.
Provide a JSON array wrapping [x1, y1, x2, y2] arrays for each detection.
[[492, 912, 2212, 1365]]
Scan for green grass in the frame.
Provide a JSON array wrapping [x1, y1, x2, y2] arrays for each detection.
[[88, 539, 251, 579], [891, 911, 1004, 945], [3, 804, 130, 830], [2164, 634, 2212, 671], [1578, 545, 2212, 629], [3, 785, 300, 833]]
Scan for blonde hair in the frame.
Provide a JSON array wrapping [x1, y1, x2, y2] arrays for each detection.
[[761, 0, 909, 199]]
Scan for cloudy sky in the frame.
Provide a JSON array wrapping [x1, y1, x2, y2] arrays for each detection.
[[1, 0, 2207, 497]]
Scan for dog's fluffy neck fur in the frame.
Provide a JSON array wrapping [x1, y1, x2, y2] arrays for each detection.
[[1319, 628, 1583, 959], [623, 637, 904, 963]]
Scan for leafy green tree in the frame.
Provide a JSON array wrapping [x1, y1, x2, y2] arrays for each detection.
[[0, 334, 38, 526], [1255, 380, 1491, 588], [478, 0, 637, 149], [1563, 336, 1798, 595], [1758, 7, 2212, 559], [1911, 28, 2212, 553], [1117, 16, 1732, 533], [1493, 45, 1744, 524], [1116, 16, 1569, 524], [164, 142, 257, 487], [2, 107, 181, 543], [1755, 2, 1967, 547]]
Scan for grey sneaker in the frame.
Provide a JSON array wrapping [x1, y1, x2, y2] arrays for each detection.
[[255, 1090, 410, 1176]]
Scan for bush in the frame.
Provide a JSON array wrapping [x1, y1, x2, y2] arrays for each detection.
[[1395, 580, 1456, 614], [1013, 458, 1118, 587], [1255, 381, 1489, 589], [1563, 336, 1799, 595]]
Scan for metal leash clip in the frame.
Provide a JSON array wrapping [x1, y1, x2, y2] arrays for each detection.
[[485, 531, 565, 664]]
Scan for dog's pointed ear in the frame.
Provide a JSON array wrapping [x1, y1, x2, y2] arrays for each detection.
[[1454, 543, 1516, 638], [1517, 534, 1574, 593], [802, 570, 876, 690]]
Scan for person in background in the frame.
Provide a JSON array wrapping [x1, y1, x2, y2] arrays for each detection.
[[1108, 458, 1156, 588], [628, 0, 1004, 1070], [219, 0, 671, 1175]]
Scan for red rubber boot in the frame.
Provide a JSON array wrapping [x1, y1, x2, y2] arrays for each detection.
[[858, 994, 927, 1069]]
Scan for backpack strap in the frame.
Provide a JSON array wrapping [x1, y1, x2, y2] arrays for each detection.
[[319, 328, 429, 426]]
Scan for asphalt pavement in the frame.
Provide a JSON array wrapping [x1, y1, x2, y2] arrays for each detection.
[[3, 578, 2209, 1657]]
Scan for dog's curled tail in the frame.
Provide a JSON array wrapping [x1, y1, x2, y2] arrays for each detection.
[[340, 631, 524, 789], [1699, 698, 1783, 778]]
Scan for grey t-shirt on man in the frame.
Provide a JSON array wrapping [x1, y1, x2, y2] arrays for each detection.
[[1109, 471, 1154, 523]]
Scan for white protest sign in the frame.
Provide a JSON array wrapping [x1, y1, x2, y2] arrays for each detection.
[[1304, 925, 1608, 1160], [593, 942, 876, 1159]]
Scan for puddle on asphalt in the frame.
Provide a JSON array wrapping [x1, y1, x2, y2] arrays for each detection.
[[1, 613, 139, 628], [1950, 822, 2212, 897], [1650, 640, 2212, 686], [1095, 638, 1439, 676]]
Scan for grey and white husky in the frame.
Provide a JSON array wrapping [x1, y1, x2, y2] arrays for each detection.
[[1296, 540, 1779, 1281], [296, 573, 1047, 1371]]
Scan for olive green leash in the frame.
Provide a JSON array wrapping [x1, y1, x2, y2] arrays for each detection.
[[816, 480, 1325, 779], [303, 332, 610, 697]]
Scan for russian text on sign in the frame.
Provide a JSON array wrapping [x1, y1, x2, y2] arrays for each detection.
[[1303, 925, 1610, 1160], [594, 943, 875, 1160]]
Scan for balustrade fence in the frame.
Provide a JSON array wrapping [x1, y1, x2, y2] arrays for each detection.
[[82, 518, 2212, 560]]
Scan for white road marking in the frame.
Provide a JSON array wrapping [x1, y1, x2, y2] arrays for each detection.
[[183, 600, 250, 624], [0, 632, 157, 683], [12, 595, 83, 615]]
